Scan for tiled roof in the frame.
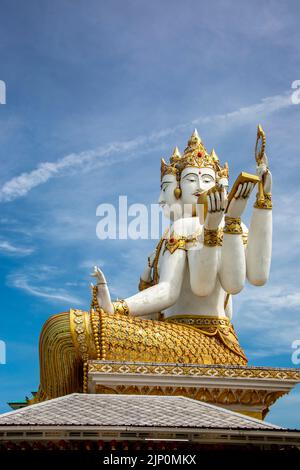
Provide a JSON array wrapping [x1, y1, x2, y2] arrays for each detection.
[[0, 394, 281, 430]]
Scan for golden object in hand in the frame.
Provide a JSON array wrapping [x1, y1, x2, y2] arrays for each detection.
[[226, 172, 260, 213], [255, 124, 266, 205]]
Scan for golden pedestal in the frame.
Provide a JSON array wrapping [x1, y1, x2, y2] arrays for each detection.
[[87, 361, 300, 420]]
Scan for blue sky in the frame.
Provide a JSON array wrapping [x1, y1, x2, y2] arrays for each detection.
[[1, 0, 300, 427]]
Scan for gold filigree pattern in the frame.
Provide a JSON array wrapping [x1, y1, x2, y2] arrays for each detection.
[[112, 299, 130, 316], [163, 229, 201, 254], [88, 361, 300, 381], [85, 311, 247, 366], [254, 192, 273, 210], [94, 383, 285, 412], [163, 235, 187, 254], [203, 227, 222, 247], [223, 216, 243, 235]]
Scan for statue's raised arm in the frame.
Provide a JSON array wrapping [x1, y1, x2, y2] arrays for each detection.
[[246, 131, 272, 286]]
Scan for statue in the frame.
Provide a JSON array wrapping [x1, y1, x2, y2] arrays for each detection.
[[35, 128, 272, 402]]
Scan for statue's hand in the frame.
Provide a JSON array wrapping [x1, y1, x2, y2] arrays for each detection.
[[257, 153, 272, 194], [90, 266, 114, 314], [226, 182, 255, 218], [204, 186, 227, 230]]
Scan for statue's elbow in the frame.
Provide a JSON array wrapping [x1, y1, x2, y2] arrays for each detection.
[[247, 265, 270, 286], [220, 268, 245, 295], [247, 273, 268, 286], [221, 277, 245, 295], [227, 284, 244, 295], [161, 282, 180, 306]]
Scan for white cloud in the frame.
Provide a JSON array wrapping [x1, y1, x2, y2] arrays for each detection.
[[193, 93, 292, 127], [0, 91, 293, 203], [6, 269, 85, 306], [0, 240, 34, 256]]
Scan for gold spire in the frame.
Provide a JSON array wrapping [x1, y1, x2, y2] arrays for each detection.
[[187, 128, 201, 146], [210, 148, 218, 162], [171, 146, 181, 159]]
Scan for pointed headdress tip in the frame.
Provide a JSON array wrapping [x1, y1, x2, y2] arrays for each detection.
[[187, 129, 201, 147], [210, 148, 219, 162], [171, 146, 181, 158]]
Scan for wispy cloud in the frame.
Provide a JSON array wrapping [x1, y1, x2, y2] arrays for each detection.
[[6, 266, 85, 306], [0, 240, 34, 256], [0, 91, 293, 203]]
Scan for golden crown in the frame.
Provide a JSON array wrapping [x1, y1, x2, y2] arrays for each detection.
[[161, 130, 229, 181]]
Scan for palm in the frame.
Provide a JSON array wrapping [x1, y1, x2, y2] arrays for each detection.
[[90, 266, 114, 314]]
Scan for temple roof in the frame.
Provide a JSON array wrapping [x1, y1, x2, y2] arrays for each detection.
[[0, 393, 282, 429]]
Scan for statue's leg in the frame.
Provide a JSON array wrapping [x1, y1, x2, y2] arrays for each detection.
[[35, 312, 82, 401]]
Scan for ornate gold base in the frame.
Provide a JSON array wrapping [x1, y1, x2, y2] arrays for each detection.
[[88, 361, 300, 420]]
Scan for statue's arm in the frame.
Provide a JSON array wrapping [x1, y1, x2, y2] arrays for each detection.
[[125, 248, 186, 317], [246, 157, 272, 286], [219, 225, 246, 294], [219, 183, 254, 294], [188, 188, 225, 296]]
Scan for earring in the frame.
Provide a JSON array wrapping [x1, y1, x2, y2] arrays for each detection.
[[174, 187, 181, 199]]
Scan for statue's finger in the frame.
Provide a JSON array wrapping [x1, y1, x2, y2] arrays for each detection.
[[207, 194, 212, 213], [241, 182, 248, 197], [220, 188, 225, 210], [235, 184, 243, 199], [210, 193, 216, 212], [244, 182, 251, 198], [245, 182, 253, 198], [215, 190, 221, 211]]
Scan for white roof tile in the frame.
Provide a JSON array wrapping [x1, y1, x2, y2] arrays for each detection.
[[0, 394, 281, 430]]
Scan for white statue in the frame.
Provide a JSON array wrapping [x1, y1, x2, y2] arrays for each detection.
[[92, 129, 272, 325]]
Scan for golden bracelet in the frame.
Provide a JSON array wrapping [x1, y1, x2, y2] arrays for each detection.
[[254, 192, 272, 210], [112, 299, 130, 316], [223, 216, 243, 235], [203, 227, 221, 247]]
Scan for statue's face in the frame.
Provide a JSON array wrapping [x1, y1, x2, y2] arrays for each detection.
[[180, 166, 216, 206], [159, 174, 182, 220]]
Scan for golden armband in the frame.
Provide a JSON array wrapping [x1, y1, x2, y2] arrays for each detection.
[[223, 216, 243, 235], [254, 192, 272, 210], [204, 227, 222, 247], [112, 299, 130, 316]]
